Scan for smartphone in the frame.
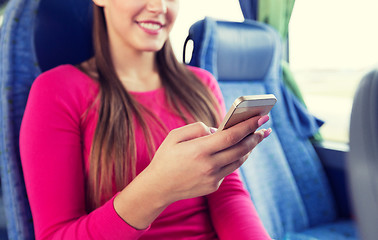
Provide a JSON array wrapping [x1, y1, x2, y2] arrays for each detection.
[[218, 94, 277, 130]]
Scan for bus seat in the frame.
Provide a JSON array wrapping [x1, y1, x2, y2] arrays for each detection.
[[0, 0, 93, 239], [184, 17, 358, 240], [347, 68, 378, 240]]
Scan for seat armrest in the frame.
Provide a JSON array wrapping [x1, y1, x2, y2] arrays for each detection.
[[314, 141, 352, 219]]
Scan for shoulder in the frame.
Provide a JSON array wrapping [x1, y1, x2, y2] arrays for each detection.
[[30, 64, 99, 113], [33, 64, 98, 92]]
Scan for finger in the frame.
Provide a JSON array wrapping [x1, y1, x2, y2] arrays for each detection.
[[202, 115, 263, 154], [166, 122, 212, 145], [212, 130, 265, 167], [217, 154, 249, 178], [264, 128, 272, 138]]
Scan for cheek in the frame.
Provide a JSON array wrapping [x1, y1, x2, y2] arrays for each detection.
[[107, 0, 140, 22], [104, 2, 136, 34]]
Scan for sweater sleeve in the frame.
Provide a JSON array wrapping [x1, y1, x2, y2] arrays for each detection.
[[189, 66, 271, 239], [207, 172, 271, 240], [19, 66, 147, 240]]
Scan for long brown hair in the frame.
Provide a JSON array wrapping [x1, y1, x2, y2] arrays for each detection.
[[86, 5, 221, 210]]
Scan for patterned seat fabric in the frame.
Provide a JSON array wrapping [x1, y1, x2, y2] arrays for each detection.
[[0, 0, 93, 239], [184, 17, 358, 240], [0, 0, 41, 238]]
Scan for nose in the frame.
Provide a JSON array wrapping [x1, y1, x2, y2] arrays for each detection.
[[147, 0, 167, 14]]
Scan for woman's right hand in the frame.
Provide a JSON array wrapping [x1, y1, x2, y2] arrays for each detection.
[[114, 115, 270, 229], [147, 114, 270, 202]]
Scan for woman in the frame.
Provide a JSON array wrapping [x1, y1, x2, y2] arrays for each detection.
[[20, 0, 271, 239]]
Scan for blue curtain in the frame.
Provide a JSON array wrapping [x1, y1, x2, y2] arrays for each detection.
[[238, 0, 258, 20]]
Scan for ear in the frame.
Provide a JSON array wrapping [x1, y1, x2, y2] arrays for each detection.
[[92, 0, 106, 7]]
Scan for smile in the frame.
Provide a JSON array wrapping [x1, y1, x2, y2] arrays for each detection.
[[137, 21, 164, 32]]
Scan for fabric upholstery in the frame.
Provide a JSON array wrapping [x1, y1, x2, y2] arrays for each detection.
[[0, 0, 358, 238], [284, 221, 358, 240], [347, 69, 378, 240], [184, 17, 357, 240], [34, 0, 93, 71], [0, 0, 41, 239], [0, 0, 94, 239]]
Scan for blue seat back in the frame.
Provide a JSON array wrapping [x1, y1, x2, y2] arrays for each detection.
[[184, 18, 337, 239], [34, 0, 93, 72], [0, 0, 93, 239], [347, 69, 378, 240]]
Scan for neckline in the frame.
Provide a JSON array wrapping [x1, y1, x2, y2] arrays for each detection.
[[128, 87, 165, 96]]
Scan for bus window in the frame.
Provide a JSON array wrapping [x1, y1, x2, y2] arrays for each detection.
[[289, 0, 378, 143], [0, 1, 8, 26], [170, 0, 244, 62]]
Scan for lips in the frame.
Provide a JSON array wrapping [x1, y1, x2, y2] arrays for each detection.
[[137, 21, 164, 34]]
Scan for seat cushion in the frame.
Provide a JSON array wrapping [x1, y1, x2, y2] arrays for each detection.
[[221, 81, 309, 238], [284, 220, 358, 240]]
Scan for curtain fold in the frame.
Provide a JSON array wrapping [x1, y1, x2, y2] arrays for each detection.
[[258, 0, 295, 40]]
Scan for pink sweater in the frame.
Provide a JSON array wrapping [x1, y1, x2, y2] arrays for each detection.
[[20, 65, 270, 240]]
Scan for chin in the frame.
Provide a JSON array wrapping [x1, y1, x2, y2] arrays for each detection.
[[137, 40, 166, 53], [145, 47, 163, 52], [142, 45, 165, 53]]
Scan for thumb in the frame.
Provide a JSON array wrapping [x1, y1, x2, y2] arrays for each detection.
[[167, 122, 213, 144]]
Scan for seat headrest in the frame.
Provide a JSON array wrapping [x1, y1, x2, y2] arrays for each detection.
[[34, 0, 93, 72], [216, 20, 277, 81], [185, 18, 282, 82]]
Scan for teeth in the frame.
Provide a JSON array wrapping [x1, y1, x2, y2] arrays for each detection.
[[139, 22, 161, 30]]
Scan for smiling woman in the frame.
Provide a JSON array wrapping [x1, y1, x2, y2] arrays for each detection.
[[93, 0, 179, 58], [18, 0, 271, 239]]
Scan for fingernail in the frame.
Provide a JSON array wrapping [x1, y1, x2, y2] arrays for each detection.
[[258, 115, 269, 127], [209, 127, 217, 134], [264, 128, 272, 138]]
